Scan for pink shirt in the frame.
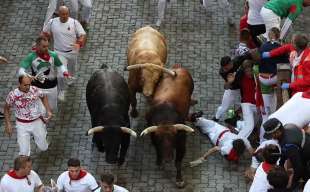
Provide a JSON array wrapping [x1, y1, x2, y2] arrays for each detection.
[[6, 86, 44, 120]]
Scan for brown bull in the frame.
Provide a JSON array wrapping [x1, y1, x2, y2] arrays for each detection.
[[126, 26, 176, 117], [141, 66, 194, 188]]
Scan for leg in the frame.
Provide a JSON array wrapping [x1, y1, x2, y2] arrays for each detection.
[[32, 120, 48, 152], [70, 0, 79, 20], [175, 132, 186, 188], [128, 82, 138, 118], [55, 51, 68, 101], [218, 0, 234, 25], [118, 134, 130, 166], [16, 123, 31, 156], [237, 103, 255, 139], [79, 0, 92, 23], [157, 0, 167, 26], [260, 7, 281, 40], [215, 89, 238, 120], [44, 0, 58, 27], [151, 134, 162, 166]]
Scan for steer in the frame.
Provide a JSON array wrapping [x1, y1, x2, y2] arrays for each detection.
[[86, 64, 137, 165], [140, 66, 194, 188], [126, 26, 176, 117]]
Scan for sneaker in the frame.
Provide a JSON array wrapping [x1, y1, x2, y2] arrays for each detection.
[[58, 90, 65, 102], [0, 112, 4, 119], [212, 116, 219, 122], [156, 19, 162, 27]]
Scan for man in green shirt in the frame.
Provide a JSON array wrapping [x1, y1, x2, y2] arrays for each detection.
[[18, 36, 70, 111], [260, 0, 310, 41]]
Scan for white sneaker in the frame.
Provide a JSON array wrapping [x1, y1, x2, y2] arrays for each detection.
[[156, 19, 162, 27], [58, 90, 65, 102]]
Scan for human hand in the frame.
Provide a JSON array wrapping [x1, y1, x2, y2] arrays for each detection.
[[227, 73, 235, 83], [63, 71, 71, 78], [44, 111, 53, 123], [261, 52, 270, 59], [244, 167, 255, 180], [281, 83, 290, 90], [71, 43, 81, 51], [5, 123, 13, 137], [189, 157, 206, 167]]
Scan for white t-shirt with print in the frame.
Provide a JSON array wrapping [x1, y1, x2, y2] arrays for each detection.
[[43, 17, 86, 52], [0, 170, 42, 192], [6, 86, 44, 120], [57, 171, 99, 192]]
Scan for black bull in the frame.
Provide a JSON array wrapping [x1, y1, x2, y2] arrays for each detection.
[[86, 65, 135, 165]]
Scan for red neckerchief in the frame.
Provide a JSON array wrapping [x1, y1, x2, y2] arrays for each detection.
[[262, 162, 273, 173], [69, 170, 87, 181], [7, 170, 27, 179], [227, 149, 239, 162], [36, 51, 50, 61]]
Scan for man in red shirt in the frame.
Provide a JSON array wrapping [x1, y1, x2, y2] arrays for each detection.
[[262, 34, 310, 96]]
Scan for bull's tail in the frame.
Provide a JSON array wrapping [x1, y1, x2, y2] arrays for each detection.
[[100, 64, 108, 69]]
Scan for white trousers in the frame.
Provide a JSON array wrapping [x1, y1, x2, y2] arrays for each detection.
[[269, 92, 310, 129], [44, 0, 62, 27], [39, 86, 58, 112], [158, 0, 167, 21], [55, 50, 78, 91], [237, 103, 259, 139], [215, 89, 240, 120], [260, 7, 281, 40], [16, 119, 48, 156], [195, 117, 227, 145], [71, 0, 92, 23]]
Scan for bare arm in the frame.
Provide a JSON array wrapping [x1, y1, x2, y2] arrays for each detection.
[[4, 103, 13, 137], [189, 146, 220, 167], [40, 95, 52, 121]]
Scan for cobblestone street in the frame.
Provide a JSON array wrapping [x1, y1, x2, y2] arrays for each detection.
[[0, 0, 310, 191]]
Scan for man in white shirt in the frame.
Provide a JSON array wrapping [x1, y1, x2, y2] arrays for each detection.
[[43, 5, 86, 100], [188, 113, 253, 167], [57, 158, 99, 192], [249, 144, 281, 192], [94, 174, 128, 192], [44, 0, 92, 30], [0, 156, 43, 192], [3, 75, 52, 156]]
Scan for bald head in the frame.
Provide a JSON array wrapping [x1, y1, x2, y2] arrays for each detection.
[[18, 75, 31, 93], [59, 6, 69, 23]]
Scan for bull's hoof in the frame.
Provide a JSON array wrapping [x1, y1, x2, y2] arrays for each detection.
[[175, 180, 185, 188], [130, 109, 139, 118]]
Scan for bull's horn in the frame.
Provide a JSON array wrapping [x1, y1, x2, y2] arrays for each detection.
[[127, 64, 176, 77], [120, 127, 137, 137], [86, 126, 104, 136], [174, 124, 194, 133], [140, 126, 158, 136], [0, 56, 8, 64]]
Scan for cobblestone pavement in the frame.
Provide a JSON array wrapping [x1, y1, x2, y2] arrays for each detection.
[[0, 0, 310, 191]]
